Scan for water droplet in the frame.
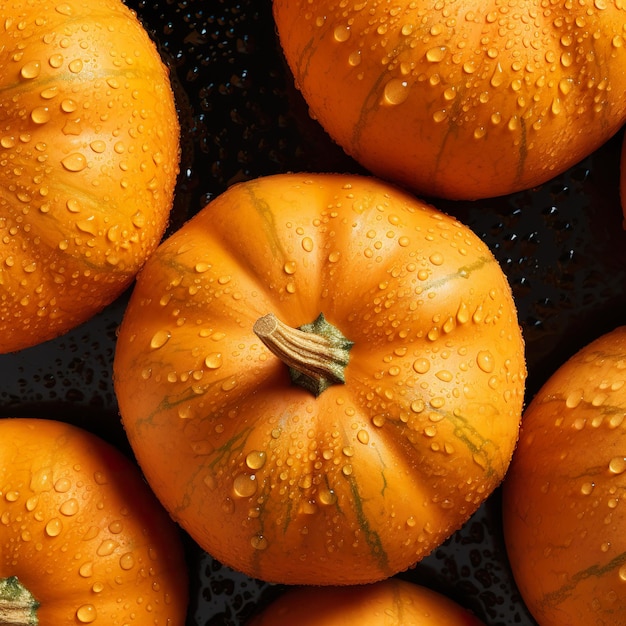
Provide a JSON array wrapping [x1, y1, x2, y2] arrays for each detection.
[[383, 78, 409, 105], [96, 540, 118, 556], [609, 457, 626, 475], [204, 352, 223, 369], [619, 564, 626, 581], [233, 473, 257, 498], [251, 534, 268, 550], [150, 329, 171, 349], [425, 46, 446, 62], [245, 450, 266, 470], [61, 153, 87, 172], [476, 350, 495, 373], [45, 518, 63, 537], [31, 107, 51, 124], [20, 61, 41, 79], [581, 482, 595, 496], [318, 489, 337, 505], [68, 58, 83, 73], [76, 604, 97, 623], [333, 24, 350, 42], [283, 260, 297, 275], [119, 553, 135, 570], [413, 358, 430, 374], [59, 498, 79, 516], [79, 562, 94, 578], [357, 429, 369, 444]]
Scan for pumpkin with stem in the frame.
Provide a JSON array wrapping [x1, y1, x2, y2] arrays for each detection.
[[0, 418, 188, 625], [0, 0, 180, 353], [113, 173, 526, 585]]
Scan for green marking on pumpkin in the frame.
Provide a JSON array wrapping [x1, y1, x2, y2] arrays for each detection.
[[540, 549, 626, 611], [0, 577, 39, 626]]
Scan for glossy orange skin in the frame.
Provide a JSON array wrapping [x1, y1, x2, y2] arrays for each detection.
[[113, 173, 526, 585], [0, 418, 188, 625], [273, 0, 626, 200], [247, 578, 485, 625], [0, 0, 179, 353], [503, 326, 626, 626]]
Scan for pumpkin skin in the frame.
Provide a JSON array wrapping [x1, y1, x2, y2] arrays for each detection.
[[113, 172, 526, 585], [0, 418, 188, 625], [247, 578, 485, 625], [272, 0, 626, 201], [502, 326, 626, 626], [0, 0, 180, 353], [621, 132, 625, 224]]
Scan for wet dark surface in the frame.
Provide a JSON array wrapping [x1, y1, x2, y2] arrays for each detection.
[[2, 0, 626, 624]]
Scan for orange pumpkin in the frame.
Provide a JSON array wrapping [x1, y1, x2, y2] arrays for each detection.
[[502, 326, 626, 626], [272, 0, 626, 200], [0, 0, 179, 353], [0, 418, 188, 625], [113, 173, 526, 585], [247, 578, 485, 625]]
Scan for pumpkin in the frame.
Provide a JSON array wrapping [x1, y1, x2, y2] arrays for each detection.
[[113, 172, 526, 585], [0, 0, 179, 353], [247, 578, 485, 625], [502, 326, 626, 626], [0, 417, 188, 625], [272, 0, 626, 201]]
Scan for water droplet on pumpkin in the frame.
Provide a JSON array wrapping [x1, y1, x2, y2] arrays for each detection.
[[609, 457, 626, 475], [68, 58, 83, 73], [20, 60, 41, 79], [79, 562, 94, 578], [413, 358, 430, 374], [233, 473, 257, 498], [61, 153, 87, 172], [245, 450, 266, 470], [150, 329, 171, 349], [476, 350, 495, 373], [333, 24, 350, 42], [31, 107, 50, 124], [96, 540, 118, 556], [76, 604, 97, 623], [581, 482, 595, 495], [45, 518, 63, 537], [425, 46, 446, 62], [204, 352, 222, 369], [383, 78, 409, 105], [283, 260, 297, 275], [119, 553, 135, 570], [59, 498, 79, 516], [251, 534, 268, 550], [318, 488, 337, 505]]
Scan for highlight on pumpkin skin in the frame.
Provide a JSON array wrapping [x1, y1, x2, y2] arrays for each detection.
[[0, 418, 189, 625], [113, 172, 527, 586], [273, 0, 626, 200], [0, 0, 180, 353], [247, 578, 486, 625]]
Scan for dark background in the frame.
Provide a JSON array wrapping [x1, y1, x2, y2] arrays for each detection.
[[2, 1, 625, 624]]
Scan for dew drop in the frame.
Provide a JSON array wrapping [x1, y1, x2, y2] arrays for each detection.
[[425, 46, 446, 62], [204, 352, 223, 369], [619, 564, 626, 582], [61, 153, 87, 172], [31, 107, 51, 124], [283, 260, 297, 275], [45, 518, 62, 537], [413, 358, 430, 374], [76, 604, 97, 624], [383, 79, 409, 105], [150, 329, 171, 349], [581, 482, 595, 495], [609, 457, 626, 475], [233, 473, 257, 498], [565, 389, 583, 409], [333, 24, 350, 42], [245, 450, 266, 470], [251, 534, 268, 550], [119, 552, 135, 570], [68, 58, 83, 73], [476, 350, 495, 373], [20, 60, 41, 79], [318, 489, 337, 505], [79, 562, 94, 578], [59, 498, 79, 516]]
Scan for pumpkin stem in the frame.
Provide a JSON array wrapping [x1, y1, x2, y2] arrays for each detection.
[[253, 312, 353, 397], [0, 577, 39, 625]]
